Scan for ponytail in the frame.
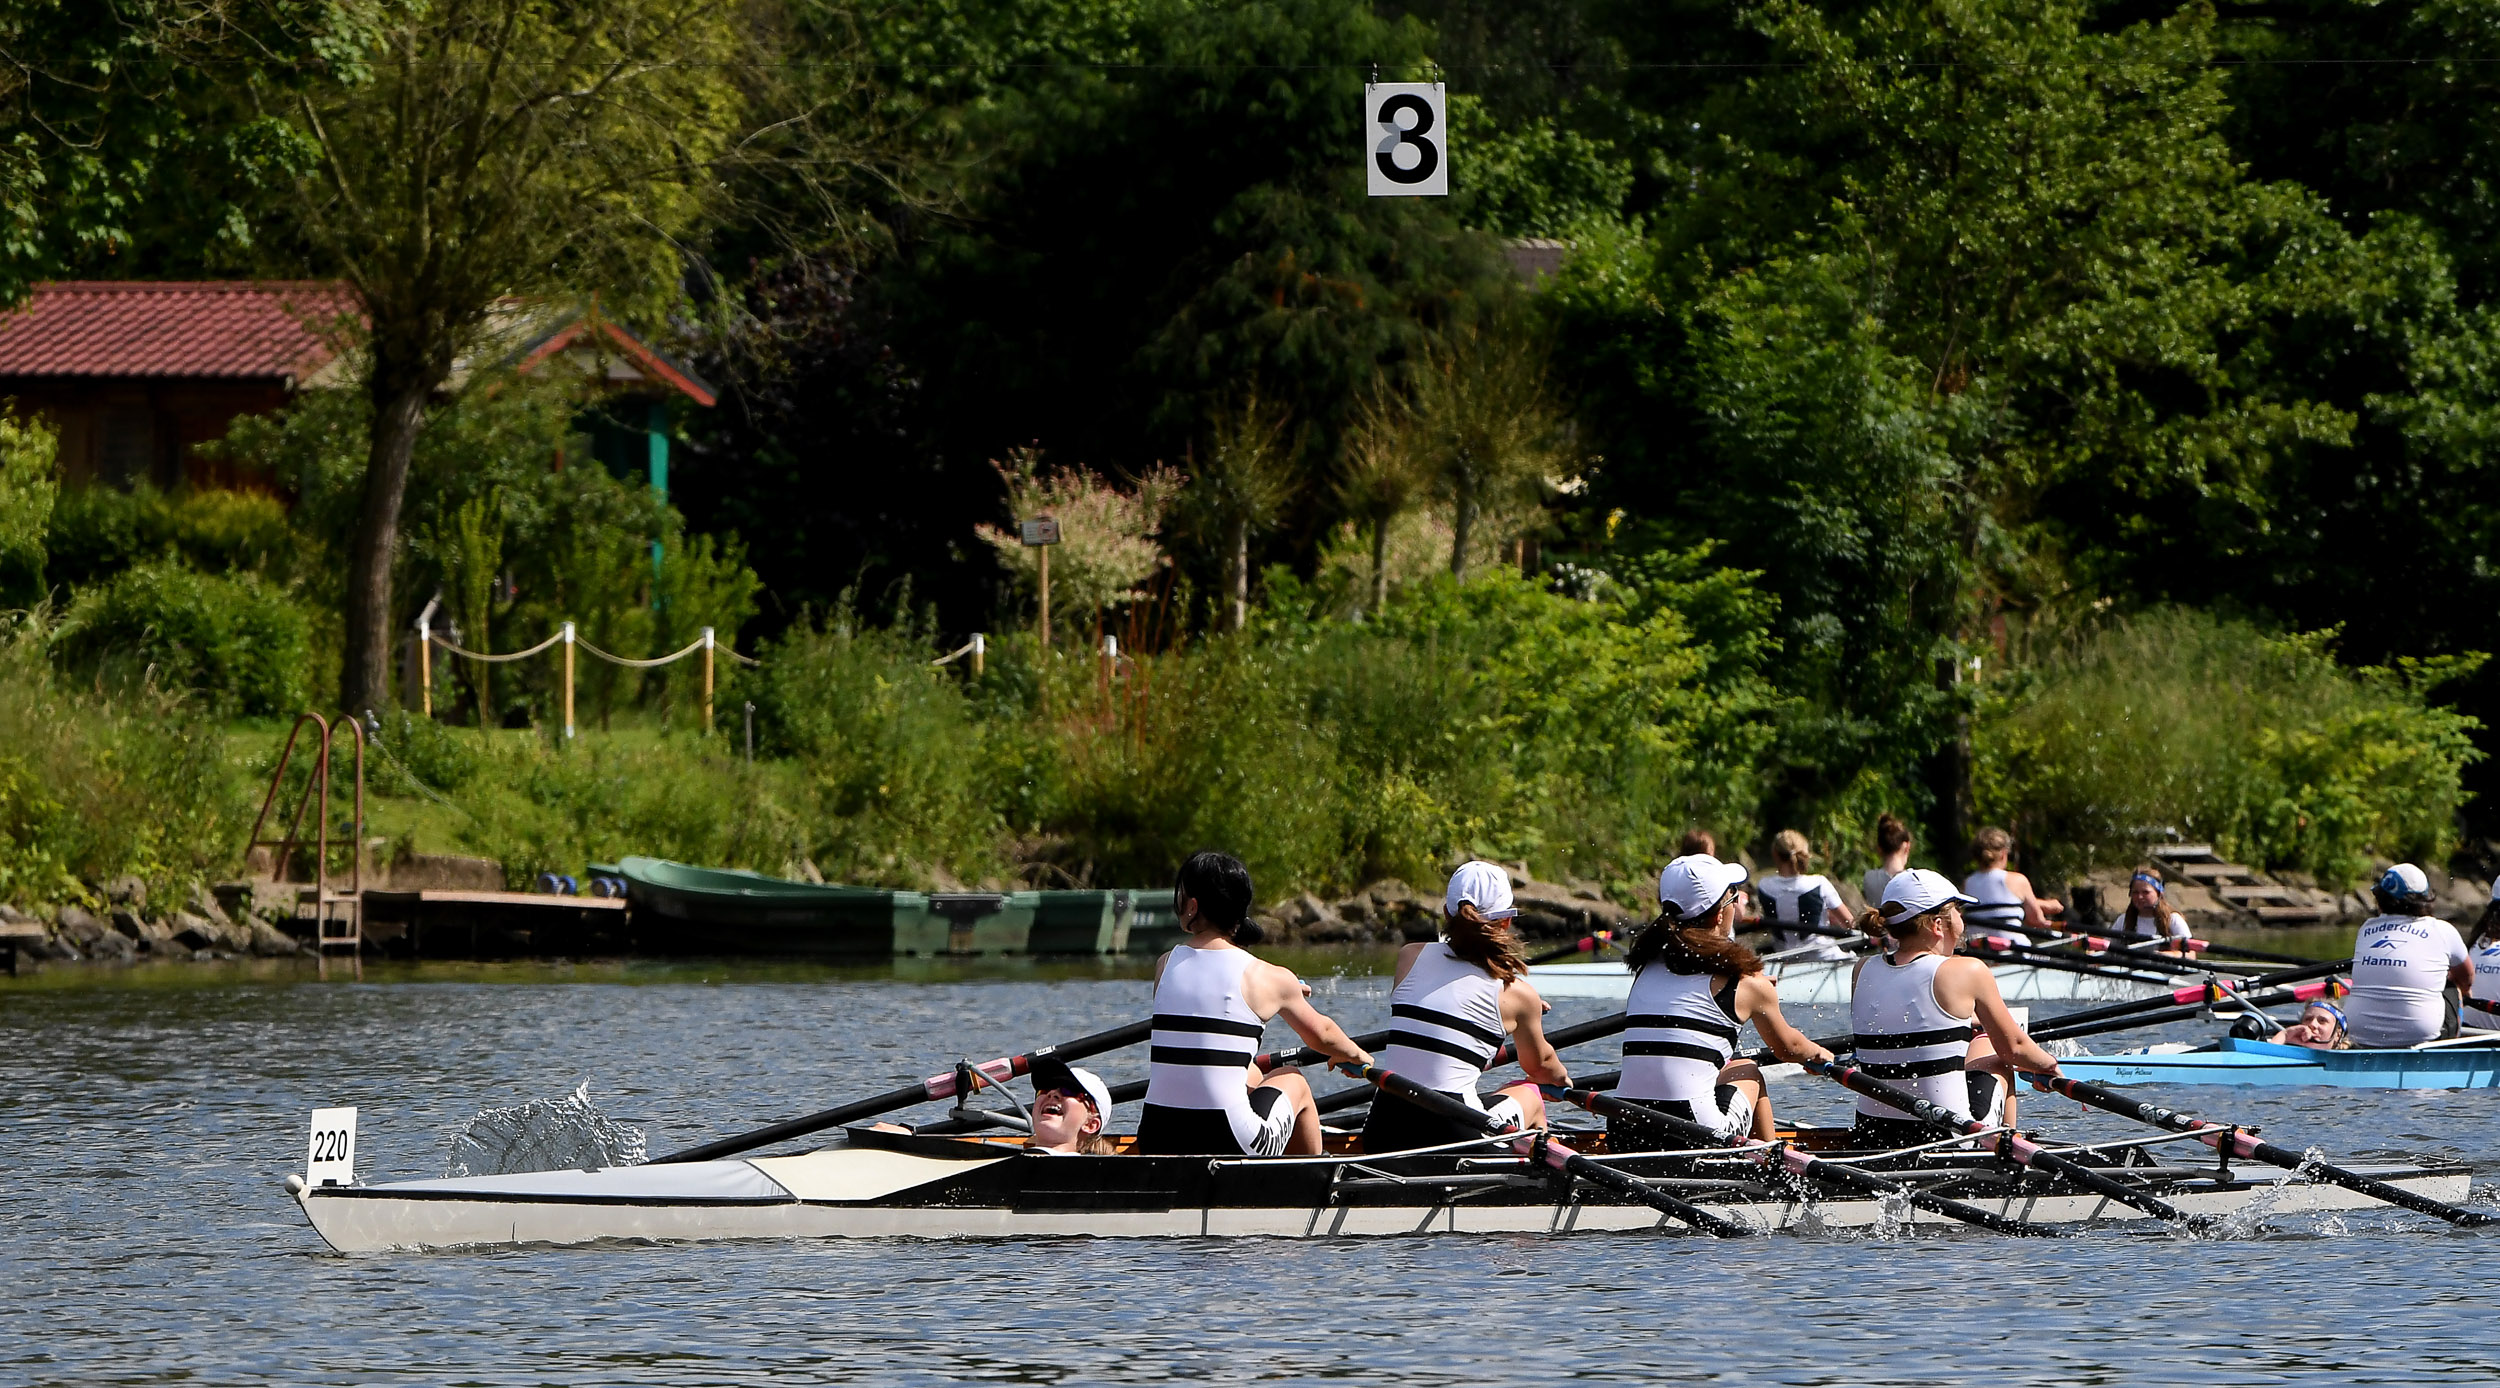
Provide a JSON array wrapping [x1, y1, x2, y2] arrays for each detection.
[[1624, 901, 1761, 978], [1444, 902, 1527, 982]]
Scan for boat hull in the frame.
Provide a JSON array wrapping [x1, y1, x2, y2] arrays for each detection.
[[1530, 958, 2172, 1006], [293, 1133, 2469, 1252], [2063, 1036, 2500, 1088]]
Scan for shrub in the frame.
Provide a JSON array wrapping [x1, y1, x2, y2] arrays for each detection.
[[52, 561, 313, 716], [44, 484, 296, 590], [1972, 608, 2481, 886]]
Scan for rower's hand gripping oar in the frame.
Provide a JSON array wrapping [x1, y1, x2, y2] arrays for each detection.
[[1804, 1058, 2215, 1232], [1334, 1062, 1755, 1237], [1543, 1085, 2063, 1237], [649, 1018, 1155, 1164], [2021, 1069, 2496, 1229]]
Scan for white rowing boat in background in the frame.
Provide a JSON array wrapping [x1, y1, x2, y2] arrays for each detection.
[[1528, 957, 2174, 1006]]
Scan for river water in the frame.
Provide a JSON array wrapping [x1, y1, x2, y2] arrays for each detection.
[[6, 956, 2500, 1386]]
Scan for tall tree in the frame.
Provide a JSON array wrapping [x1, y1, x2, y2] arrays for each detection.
[[250, 0, 888, 712]]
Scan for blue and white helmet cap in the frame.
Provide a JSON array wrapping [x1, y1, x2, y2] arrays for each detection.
[[1444, 860, 1519, 920], [2377, 863, 2433, 902]]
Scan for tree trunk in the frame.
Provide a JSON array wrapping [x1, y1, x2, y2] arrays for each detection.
[[340, 374, 432, 714], [1228, 516, 1249, 632], [1449, 489, 1475, 577], [1369, 517, 1390, 615]]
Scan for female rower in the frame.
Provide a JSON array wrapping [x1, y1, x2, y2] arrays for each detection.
[[1962, 826, 2062, 935], [1135, 851, 1372, 1157], [2345, 863, 2471, 1049], [1026, 1055, 1118, 1154], [1850, 869, 2062, 1148], [1861, 814, 1914, 913], [1614, 855, 1833, 1145], [1359, 862, 1570, 1154], [2118, 867, 2197, 957], [2465, 881, 2500, 1035], [1756, 829, 1857, 962], [2266, 1000, 2351, 1050]]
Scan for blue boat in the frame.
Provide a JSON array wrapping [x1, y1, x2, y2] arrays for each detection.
[[2060, 1035, 2500, 1089]]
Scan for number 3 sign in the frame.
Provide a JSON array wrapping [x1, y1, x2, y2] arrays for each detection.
[[1366, 83, 1447, 197]]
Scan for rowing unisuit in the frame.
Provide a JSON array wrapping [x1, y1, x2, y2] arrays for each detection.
[[1137, 943, 1296, 1155], [1851, 950, 1977, 1124], [1620, 963, 1751, 1137], [2346, 915, 2469, 1048], [1960, 868, 2024, 933], [1362, 941, 1523, 1146], [1757, 872, 1850, 961]]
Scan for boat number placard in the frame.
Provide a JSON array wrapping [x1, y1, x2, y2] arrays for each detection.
[[1366, 83, 1447, 197], [307, 1106, 357, 1187]]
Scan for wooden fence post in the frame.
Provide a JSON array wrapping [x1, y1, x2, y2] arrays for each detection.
[[562, 621, 576, 742], [702, 626, 716, 735]]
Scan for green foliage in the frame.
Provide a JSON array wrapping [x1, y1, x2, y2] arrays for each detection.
[[51, 561, 311, 716], [1447, 94, 1632, 239], [0, 407, 54, 602], [0, 618, 250, 905], [1972, 609, 2482, 886], [44, 484, 294, 591]]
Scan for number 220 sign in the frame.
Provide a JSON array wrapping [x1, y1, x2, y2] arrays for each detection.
[[1367, 83, 1447, 197]]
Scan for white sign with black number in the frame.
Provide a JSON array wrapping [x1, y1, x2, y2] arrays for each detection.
[[1366, 82, 1447, 197], [306, 1106, 357, 1187]]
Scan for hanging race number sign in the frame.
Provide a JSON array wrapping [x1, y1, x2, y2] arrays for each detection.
[[1366, 82, 1447, 197], [1019, 516, 1062, 546], [306, 1106, 357, 1187]]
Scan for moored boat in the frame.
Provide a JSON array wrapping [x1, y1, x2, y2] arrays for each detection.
[[287, 1122, 2467, 1252], [619, 856, 1163, 956], [2061, 1034, 2500, 1088]]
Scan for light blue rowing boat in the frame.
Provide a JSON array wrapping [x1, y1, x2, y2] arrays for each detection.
[[2061, 1035, 2500, 1089]]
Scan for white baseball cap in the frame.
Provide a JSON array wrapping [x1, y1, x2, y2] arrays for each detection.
[[1657, 854, 1748, 918], [1879, 868, 1978, 925], [1444, 860, 1519, 920], [2379, 863, 2432, 899], [1030, 1054, 1114, 1123]]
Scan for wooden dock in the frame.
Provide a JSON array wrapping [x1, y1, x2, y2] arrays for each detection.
[[359, 890, 629, 959]]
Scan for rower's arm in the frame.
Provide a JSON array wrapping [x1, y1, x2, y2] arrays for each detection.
[[2012, 872, 2062, 930], [1500, 980, 1570, 1086], [2450, 961, 2476, 991], [1946, 957, 2060, 1076], [1264, 964, 1372, 1066], [1734, 975, 1834, 1065]]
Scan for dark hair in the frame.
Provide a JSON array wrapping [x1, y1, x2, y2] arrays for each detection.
[[2374, 886, 2438, 918], [1875, 813, 1911, 855], [1678, 828, 1717, 858], [2122, 867, 2167, 937], [2473, 900, 2500, 948], [1174, 851, 1254, 934], [1625, 899, 1760, 978], [1445, 902, 1528, 982]]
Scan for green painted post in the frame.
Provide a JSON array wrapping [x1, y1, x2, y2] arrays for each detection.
[[647, 400, 669, 600]]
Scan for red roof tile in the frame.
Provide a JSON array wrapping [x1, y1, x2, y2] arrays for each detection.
[[0, 281, 361, 382]]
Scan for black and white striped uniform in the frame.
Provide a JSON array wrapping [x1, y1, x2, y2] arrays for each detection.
[[1619, 963, 1751, 1139], [1134, 945, 1295, 1156], [1849, 952, 1976, 1124], [1362, 944, 1524, 1152], [1758, 873, 1849, 960], [1961, 869, 2024, 932]]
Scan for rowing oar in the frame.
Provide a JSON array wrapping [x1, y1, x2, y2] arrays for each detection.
[[2025, 958, 2350, 1039], [1542, 1083, 2063, 1237], [650, 1018, 1154, 1163], [2021, 1069, 2496, 1228], [1527, 931, 1618, 966], [1964, 936, 2207, 987], [1803, 1058, 2213, 1232], [2030, 977, 2348, 1047], [1332, 1061, 1755, 1237]]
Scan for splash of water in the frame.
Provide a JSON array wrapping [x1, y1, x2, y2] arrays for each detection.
[[2191, 1145, 2324, 1241], [444, 1082, 646, 1177], [1872, 1184, 1915, 1238]]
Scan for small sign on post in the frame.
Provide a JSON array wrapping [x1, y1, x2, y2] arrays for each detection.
[[306, 1106, 357, 1188], [1366, 82, 1448, 197], [1021, 515, 1061, 648]]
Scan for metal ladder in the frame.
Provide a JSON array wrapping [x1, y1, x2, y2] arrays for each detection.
[[244, 712, 367, 975]]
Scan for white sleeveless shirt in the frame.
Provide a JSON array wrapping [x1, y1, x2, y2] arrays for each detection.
[[1757, 873, 1849, 960], [2466, 937, 2500, 1032], [1849, 952, 1976, 1122], [2346, 914, 2468, 1048], [1621, 963, 1742, 1106], [1378, 943, 1508, 1107], [1961, 868, 2024, 932], [1143, 945, 1270, 1145]]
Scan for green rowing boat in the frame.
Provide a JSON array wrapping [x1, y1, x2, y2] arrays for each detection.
[[619, 856, 1174, 957]]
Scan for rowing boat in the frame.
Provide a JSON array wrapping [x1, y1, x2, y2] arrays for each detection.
[[1528, 957, 2175, 1006], [2061, 1035, 2500, 1089], [620, 856, 1172, 956], [286, 1122, 2465, 1252]]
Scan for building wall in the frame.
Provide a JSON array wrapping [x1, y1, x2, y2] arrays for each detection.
[[0, 377, 294, 490]]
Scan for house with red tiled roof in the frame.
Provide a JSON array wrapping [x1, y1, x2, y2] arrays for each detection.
[[0, 281, 714, 494]]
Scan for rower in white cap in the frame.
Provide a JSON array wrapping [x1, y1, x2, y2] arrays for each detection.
[[1026, 1054, 1118, 1155], [1360, 861, 1571, 1153], [1611, 854, 1833, 1145], [1848, 868, 2062, 1149], [2344, 863, 2471, 1049]]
